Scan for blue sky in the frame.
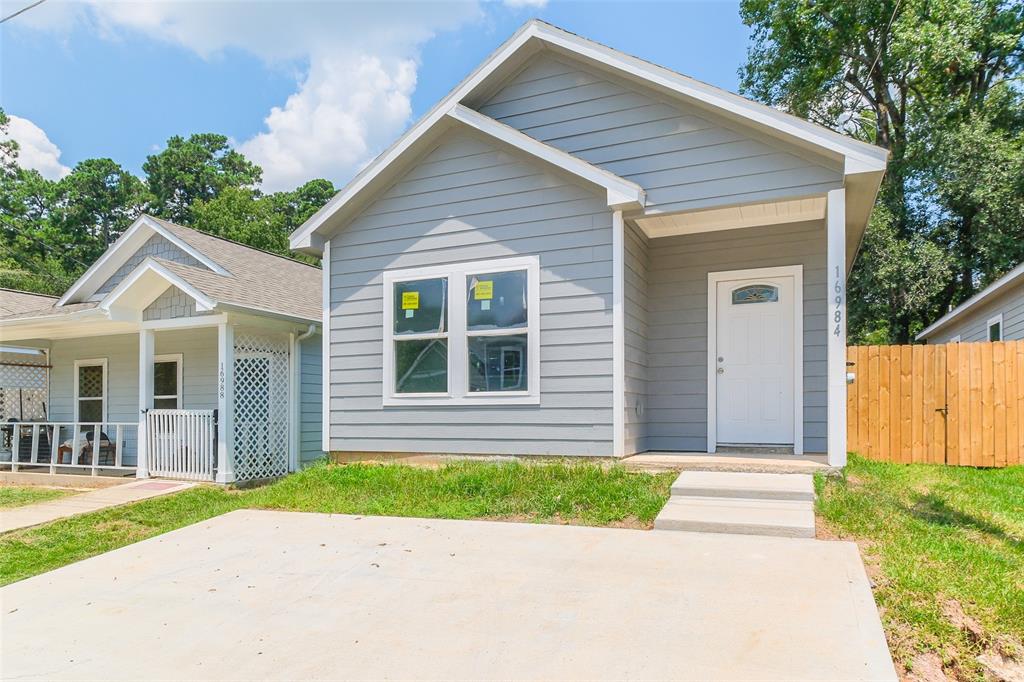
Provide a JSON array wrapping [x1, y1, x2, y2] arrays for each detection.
[[1, 0, 750, 191]]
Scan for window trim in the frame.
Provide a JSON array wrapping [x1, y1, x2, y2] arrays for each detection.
[[949, 335, 961, 343], [73, 358, 108, 424], [987, 314, 1004, 341], [382, 256, 541, 406], [153, 353, 184, 409]]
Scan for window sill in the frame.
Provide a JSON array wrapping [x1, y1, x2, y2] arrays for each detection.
[[382, 393, 540, 407]]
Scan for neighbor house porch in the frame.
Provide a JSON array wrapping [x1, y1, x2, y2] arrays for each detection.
[[2, 313, 317, 483]]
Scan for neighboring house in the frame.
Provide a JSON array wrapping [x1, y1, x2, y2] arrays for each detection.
[[917, 262, 1024, 344], [0, 215, 323, 483], [290, 20, 888, 467]]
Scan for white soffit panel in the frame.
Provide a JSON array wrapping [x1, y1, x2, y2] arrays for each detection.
[[634, 196, 827, 239]]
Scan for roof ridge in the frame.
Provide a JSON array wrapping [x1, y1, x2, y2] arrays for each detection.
[[0, 287, 59, 299], [146, 215, 322, 270]]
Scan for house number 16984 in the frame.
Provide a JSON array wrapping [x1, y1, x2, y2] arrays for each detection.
[[833, 265, 843, 337]]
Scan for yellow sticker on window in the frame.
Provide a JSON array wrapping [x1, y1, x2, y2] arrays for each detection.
[[401, 291, 419, 310], [475, 280, 493, 300]]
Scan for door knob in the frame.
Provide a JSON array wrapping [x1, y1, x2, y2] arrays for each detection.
[[717, 367, 725, 374]]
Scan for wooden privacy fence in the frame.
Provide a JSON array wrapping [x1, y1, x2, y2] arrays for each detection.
[[847, 341, 1024, 467]]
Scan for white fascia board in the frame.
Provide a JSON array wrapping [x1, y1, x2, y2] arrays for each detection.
[[290, 18, 886, 254], [447, 105, 645, 210], [58, 215, 229, 305], [99, 258, 217, 314], [289, 22, 542, 253], [916, 262, 1024, 340]]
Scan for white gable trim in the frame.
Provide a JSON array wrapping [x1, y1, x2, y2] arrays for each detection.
[[58, 215, 229, 306], [917, 261, 1024, 341], [289, 20, 886, 254], [448, 105, 645, 210], [99, 258, 217, 318]]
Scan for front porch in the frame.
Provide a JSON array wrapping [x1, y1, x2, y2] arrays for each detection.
[[1, 314, 310, 484]]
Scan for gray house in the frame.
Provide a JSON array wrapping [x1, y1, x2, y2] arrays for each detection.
[[290, 20, 888, 468], [917, 262, 1024, 344], [1, 215, 323, 483]]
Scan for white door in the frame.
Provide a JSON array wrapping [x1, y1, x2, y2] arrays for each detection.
[[714, 275, 796, 445]]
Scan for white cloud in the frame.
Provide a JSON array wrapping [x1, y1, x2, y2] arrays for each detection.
[[502, 0, 548, 8], [3, 115, 72, 180], [16, 1, 483, 191]]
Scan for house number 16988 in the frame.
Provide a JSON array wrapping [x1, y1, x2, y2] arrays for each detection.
[[833, 265, 843, 337]]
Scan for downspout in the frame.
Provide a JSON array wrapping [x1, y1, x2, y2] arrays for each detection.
[[291, 323, 318, 472]]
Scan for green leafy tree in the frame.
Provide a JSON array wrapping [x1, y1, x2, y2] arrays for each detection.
[[142, 133, 262, 225], [740, 0, 1024, 343], [55, 158, 151, 257]]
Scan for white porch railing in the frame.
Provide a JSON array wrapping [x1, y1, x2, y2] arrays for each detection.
[[1, 422, 137, 476], [144, 409, 216, 481]]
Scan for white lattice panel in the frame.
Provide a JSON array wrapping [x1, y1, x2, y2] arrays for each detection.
[[232, 331, 290, 481], [0, 359, 49, 421]]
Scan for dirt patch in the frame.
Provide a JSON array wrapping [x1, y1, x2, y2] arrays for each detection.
[[976, 649, 1024, 681], [942, 599, 987, 646], [904, 652, 951, 682]]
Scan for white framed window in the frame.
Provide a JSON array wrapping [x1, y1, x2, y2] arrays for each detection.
[[987, 314, 1003, 342], [382, 256, 541, 406], [73, 359, 107, 424], [153, 353, 183, 409]]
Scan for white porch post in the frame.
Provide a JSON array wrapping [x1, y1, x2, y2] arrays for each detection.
[[826, 188, 848, 467], [136, 328, 154, 478], [216, 322, 236, 483]]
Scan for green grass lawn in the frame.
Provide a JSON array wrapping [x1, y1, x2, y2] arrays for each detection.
[[0, 485, 75, 509], [0, 460, 674, 586], [816, 456, 1024, 680]]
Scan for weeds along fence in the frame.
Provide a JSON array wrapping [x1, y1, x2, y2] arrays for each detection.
[[846, 341, 1024, 467]]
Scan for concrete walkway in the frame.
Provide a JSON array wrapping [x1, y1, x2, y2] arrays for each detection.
[[1, 479, 194, 533], [1, 510, 896, 680]]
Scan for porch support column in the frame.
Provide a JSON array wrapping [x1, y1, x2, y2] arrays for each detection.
[[826, 188, 848, 467], [216, 322, 236, 484], [611, 209, 625, 457], [136, 328, 154, 478]]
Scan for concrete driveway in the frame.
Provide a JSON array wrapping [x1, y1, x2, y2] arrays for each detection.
[[1, 510, 895, 681]]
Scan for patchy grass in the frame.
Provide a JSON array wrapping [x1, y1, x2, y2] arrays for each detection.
[[0, 485, 75, 508], [0, 460, 673, 586], [816, 456, 1024, 681]]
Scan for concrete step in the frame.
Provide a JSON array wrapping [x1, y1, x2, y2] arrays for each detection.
[[653, 496, 815, 538], [669, 471, 815, 501]]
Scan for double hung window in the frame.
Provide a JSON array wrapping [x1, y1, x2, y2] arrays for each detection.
[[382, 256, 540, 405]]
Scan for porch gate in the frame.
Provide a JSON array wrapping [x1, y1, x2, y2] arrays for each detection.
[[145, 409, 217, 481]]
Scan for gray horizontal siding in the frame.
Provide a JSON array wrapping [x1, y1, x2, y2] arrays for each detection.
[[623, 220, 649, 455], [924, 279, 1024, 343], [328, 130, 614, 456], [643, 220, 828, 453], [477, 55, 843, 215], [299, 333, 323, 463]]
